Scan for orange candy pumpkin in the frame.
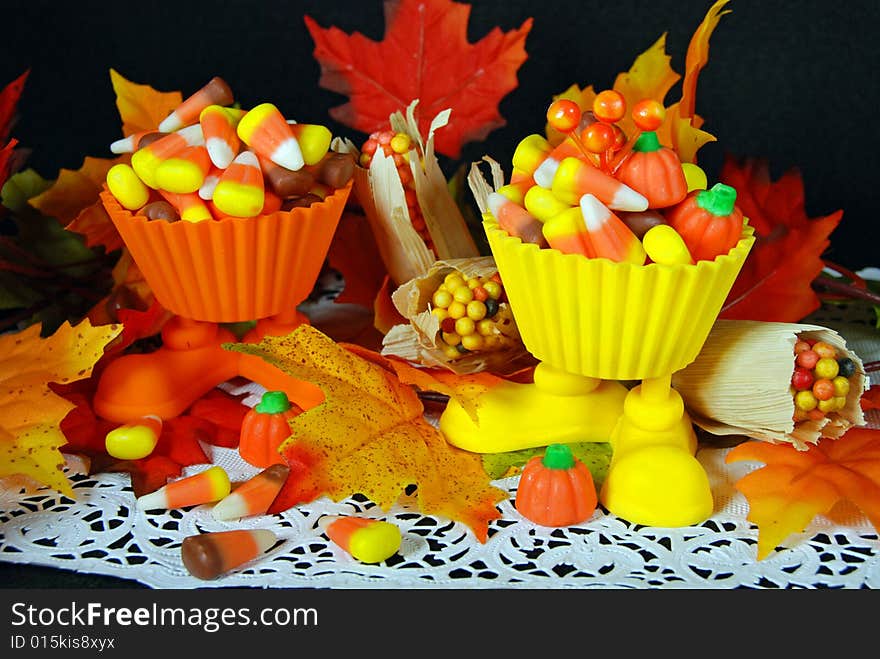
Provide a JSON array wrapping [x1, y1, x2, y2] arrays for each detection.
[[515, 444, 598, 527], [615, 131, 687, 209], [238, 390, 301, 468], [667, 183, 744, 262]]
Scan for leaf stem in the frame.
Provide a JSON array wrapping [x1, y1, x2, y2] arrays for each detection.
[[813, 275, 880, 305]]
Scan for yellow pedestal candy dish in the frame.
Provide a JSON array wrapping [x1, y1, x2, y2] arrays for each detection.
[[441, 213, 754, 527]]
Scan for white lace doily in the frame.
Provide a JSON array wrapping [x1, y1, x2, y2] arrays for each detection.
[[2, 302, 879, 589]]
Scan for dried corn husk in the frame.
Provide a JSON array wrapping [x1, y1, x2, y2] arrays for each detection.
[[381, 257, 533, 375], [672, 320, 867, 450], [340, 100, 479, 286]]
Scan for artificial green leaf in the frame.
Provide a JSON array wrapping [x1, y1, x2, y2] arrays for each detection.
[[1, 169, 53, 213], [482, 442, 612, 486]]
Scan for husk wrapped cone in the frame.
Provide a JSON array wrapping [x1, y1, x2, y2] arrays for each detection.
[[103, 182, 351, 323], [339, 100, 479, 287], [381, 257, 533, 375], [672, 320, 867, 449]]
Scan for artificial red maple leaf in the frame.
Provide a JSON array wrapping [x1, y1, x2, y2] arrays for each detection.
[[861, 385, 880, 412], [719, 157, 842, 322], [0, 138, 18, 190], [0, 70, 28, 144], [305, 0, 532, 158]]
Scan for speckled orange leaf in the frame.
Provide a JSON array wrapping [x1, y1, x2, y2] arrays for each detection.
[[0, 320, 122, 496], [727, 428, 880, 559], [109, 69, 182, 137], [228, 325, 505, 541]]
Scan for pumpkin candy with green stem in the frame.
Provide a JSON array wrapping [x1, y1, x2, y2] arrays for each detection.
[[515, 443, 598, 527], [615, 131, 688, 209], [667, 183, 744, 262], [239, 390, 302, 468]]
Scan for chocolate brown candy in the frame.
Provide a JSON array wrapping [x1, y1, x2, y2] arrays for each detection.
[[265, 164, 315, 198], [281, 194, 324, 210], [315, 152, 355, 188], [619, 209, 667, 239], [139, 200, 180, 222], [136, 131, 167, 150]]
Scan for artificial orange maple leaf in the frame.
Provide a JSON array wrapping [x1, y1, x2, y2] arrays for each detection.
[[0, 319, 122, 497], [719, 157, 842, 322], [305, 0, 532, 158], [109, 68, 182, 138], [56, 71, 182, 253], [727, 428, 880, 560], [228, 325, 506, 541], [325, 211, 387, 308]]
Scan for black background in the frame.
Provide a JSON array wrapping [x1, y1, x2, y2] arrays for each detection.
[[2, 0, 878, 268]]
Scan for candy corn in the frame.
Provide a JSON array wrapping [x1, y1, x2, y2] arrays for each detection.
[[198, 165, 223, 200], [511, 134, 553, 177], [211, 464, 289, 521], [237, 103, 304, 171], [154, 145, 212, 194], [200, 105, 245, 169], [181, 529, 277, 580], [319, 516, 401, 564], [105, 415, 162, 460], [212, 150, 265, 217], [160, 190, 213, 223], [159, 76, 234, 133], [543, 194, 646, 265], [533, 137, 586, 189], [106, 163, 150, 211], [642, 224, 693, 265], [110, 130, 164, 154], [578, 194, 646, 264], [487, 192, 546, 246], [523, 185, 572, 223], [131, 124, 205, 189], [551, 157, 648, 212], [137, 465, 231, 511], [288, 123, 332, 166], [496, 179, 533, 207]]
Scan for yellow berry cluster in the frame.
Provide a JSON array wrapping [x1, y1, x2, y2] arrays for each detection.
[[430, 270, 519, 359]]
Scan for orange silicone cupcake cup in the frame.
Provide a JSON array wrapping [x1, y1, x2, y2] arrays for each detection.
[[103, 181, 352, 322]]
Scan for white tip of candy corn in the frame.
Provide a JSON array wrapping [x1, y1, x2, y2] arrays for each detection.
[[110, 135, 136, 154], [206, 137, 236, 169], [136, 489, 167, 511], [158, 114, 184, 134], [317, 515, 344, 534], [533, 158, 559, 189], [251, 529, 279, 553], [199, 173, 220, 200], [487, 192, 506, 218], [270, 137, 304, 171], [579, 193, 613, 231], [608, 183, 648, 212]]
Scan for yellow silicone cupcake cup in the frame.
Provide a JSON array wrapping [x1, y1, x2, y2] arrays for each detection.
[[485, 214, 755, 380], [103, 181, 352, 323]]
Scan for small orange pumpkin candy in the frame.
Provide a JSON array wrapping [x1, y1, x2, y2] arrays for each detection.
[[615, 131, 688, 209], [238, 390, 302, 468], [515, 444, 598, 527], [667, 182, 744, 262]]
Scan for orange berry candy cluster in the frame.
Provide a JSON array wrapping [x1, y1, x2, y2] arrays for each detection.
[[360, 130, 435, 256], [429, 270, 519, 360], [790, 338, 855, 423]]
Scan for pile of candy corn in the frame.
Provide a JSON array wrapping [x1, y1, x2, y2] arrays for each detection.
[[495, 91, 746, 265], [105, 77, 355, 222]]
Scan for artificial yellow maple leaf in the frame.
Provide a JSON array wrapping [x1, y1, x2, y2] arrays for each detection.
[[727, 428, 880, 560], [0, 320, 122, 496], [545, 1, 730, 164], [109, 68, 182, 138], [28, 156, 122, 226], [228, 326, 506, 542]]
